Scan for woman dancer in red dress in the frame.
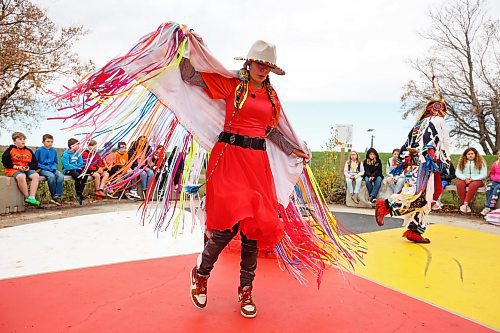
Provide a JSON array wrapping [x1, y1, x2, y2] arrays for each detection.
[[182, 40, 309, 318]]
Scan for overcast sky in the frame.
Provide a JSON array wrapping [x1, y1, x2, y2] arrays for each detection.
[[1, 0, 499, 153]]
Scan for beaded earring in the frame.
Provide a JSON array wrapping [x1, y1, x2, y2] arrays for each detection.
[[238, 68, 249, 82]]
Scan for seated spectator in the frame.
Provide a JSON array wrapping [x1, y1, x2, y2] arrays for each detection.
[[82, 140, 108, 198], [343, 150, 364, 203], [455, 147, 487, 213], [433, 160, 456, 210], [107, 142, 138, 200], [363, 148, 384, 203], [128, 136, 154, 198], [1, 132, 40, 206], [101, 142, 116, 176], [35, 134, 64, 206], [151, 145, 168, 197], [61, 138, 88, 205], [167, 146, 185, 188], [100, 142, 118, 198], [384, 148, 405, 195], [481, 152, 500, 216], [106, 141, 129, 178]]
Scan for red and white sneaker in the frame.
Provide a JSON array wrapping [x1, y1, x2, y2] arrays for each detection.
[[402, 229, 431, 244], [238, 286, 257, 318], [190, 266, 208, 309]]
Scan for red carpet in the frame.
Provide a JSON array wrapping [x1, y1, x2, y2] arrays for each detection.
[[0, 253, 493, 333]]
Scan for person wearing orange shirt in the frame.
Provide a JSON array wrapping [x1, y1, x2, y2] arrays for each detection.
[[1, 132, 40, 206]]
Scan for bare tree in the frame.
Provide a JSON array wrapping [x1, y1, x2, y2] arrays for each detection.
[[0, 0, 93, 129], [401, 0, 499, 154]]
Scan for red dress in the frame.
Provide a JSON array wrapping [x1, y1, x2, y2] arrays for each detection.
[[201, 73, 284, 249]]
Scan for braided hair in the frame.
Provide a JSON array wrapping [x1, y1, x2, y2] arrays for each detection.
[[264, 76, 281, 128], [233, 62, 281, 129]]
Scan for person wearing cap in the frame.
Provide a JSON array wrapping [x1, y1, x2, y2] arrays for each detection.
[[374, 77, 451, 244], [180, 39, 309, 318]]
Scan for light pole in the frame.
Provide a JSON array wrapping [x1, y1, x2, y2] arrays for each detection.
[[367, 129, 375, 148]]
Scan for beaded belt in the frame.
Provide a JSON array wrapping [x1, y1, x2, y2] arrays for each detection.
[[218, 132, 266, 151]]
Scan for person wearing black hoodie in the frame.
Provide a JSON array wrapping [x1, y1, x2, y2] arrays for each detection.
[[363, 148, 384, 203]]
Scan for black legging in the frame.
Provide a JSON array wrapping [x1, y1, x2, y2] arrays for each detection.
[[65, 169, 88, 196], [197, 223, 259, 288]]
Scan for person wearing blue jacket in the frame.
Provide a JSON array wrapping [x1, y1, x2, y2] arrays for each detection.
[[61, 138, 88, 205], [35, 134, 64, 205]]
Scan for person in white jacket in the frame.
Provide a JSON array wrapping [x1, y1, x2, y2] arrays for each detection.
[[385, 148, 405, 194], [344, 150, 364, 203], [455, 147, 487, 213]]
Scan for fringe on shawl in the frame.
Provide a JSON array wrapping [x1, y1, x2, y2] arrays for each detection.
[[54, 21, 365, 286]]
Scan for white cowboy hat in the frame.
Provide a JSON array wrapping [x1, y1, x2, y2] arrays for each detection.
[[235, 40, 285, 75]]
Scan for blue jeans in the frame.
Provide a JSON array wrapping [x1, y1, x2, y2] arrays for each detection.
[[364, 176, 383, 198], [386, 177, 405, 194], [485, 181, 500, 208], [345, 177, 362, 194], [40, 170, 64, 197], [139, 168, 154, 190]]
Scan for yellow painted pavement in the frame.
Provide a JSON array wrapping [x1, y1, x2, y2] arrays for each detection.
[[354, 225, 500, 330]]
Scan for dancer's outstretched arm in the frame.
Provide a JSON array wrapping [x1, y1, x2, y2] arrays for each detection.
[[179, 57, 207, 88]]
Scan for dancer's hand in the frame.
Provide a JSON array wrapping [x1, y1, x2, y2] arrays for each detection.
[[292, 148, 310, 165], [187, 29, 205, 46]]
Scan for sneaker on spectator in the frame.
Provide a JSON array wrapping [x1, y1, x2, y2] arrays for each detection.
[[465, 205, 471, 213], [481, 207, 491, 216], [238, 286, 257, 318], [75, 194, 83, 205], [125, 192, 138, 201], [459, 204, 467, 213], [25, 197, 40, 207], [107, 192, 119, 199], [190, 266, 208, 309], [432, 201, 442, 210], [127, 190, 141, 200], [95, 190, 106, 198], [50, 197, 63, 206]]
